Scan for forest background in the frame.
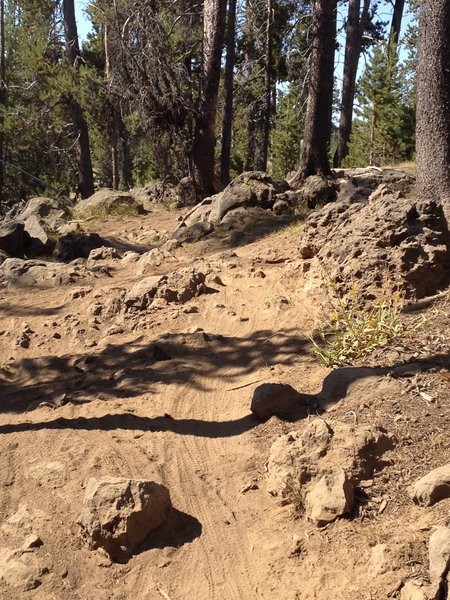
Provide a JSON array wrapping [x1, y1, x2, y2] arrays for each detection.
[[0, 0, 418, 207]]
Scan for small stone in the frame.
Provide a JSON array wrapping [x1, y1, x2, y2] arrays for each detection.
[[250, 383, 301, 420], [22, 534, 43, 550], [305, 468, 354, 527]]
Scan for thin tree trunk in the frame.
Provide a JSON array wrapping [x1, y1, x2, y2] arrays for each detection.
[[333, 0, 370, 167], [390, 0, 405, 46], [0, 0, 5, 199], [220, 0, 237, 186], [260, 0, 272, 172], [192, 0, 227, 196], [63, 0, 94, 198], [416, 0, 450, 217], [295, 0, 338, 180]]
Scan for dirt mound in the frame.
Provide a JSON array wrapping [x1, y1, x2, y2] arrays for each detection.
[[299, 192, 450, 301]]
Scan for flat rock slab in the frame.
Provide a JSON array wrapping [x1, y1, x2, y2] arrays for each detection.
[[78, 477, 172, 562]]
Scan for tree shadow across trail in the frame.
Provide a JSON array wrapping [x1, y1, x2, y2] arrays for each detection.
[[0, 328, 309, 414]]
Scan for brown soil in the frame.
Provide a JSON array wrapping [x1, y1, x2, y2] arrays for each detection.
[[0, 210, 449, 600]]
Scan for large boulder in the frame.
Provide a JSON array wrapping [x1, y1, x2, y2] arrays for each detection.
[[17, 197, 66, 222], [131, 177, 197, 211], [0, 220, 25, 257], [176, 172, 289, 237], [299, 195, 450, 301], [78, 477, 171, 562], [208, 171, 288, 222], [53, 232, 111, 262], [73, 189, 144, 216], [0, 258, 87, 287]]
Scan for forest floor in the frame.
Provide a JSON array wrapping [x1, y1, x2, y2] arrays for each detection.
[[0, 207, 449, 600]]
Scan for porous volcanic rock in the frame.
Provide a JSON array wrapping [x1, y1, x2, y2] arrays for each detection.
[[267, 418, 393, 525], [78, 477, 171, 562], [299, 194, 450, 301]]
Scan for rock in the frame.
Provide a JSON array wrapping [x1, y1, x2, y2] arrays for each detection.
[[250, 383, 302, 420], [136, 248, 174, 274], [181, 172, 289, 230], [53, 232, 111, 262], [299, 195, 450, 301], [0, 548, 44, 590], [17, 197, 66, 222], [400, 581, 429, 600], [73, 188, 143, 216], [305, 468, 354, 526], [0, 249, 9, 265], [78, 477, 172, 562], [124, 276, 165, 312], [132, 178, 197, 211], [368, 544, 392, 577], [428, 526, 450, 598], [156, 267, 207, 304], [267, 418, 393, 498], [298, 175, 337, 208], [22, 214, 54, 253], [172, 221, 214, 243], [0, 220, 25, 257], [409, 463, 450, 506], [0, 258, 87, 287], [87, 246, 121, 266]]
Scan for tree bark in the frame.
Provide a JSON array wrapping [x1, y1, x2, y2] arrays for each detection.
[[0, 0, 5, 199], [105, 18, 132, 190], [416, 0, 450, 217], [63, 0, 95, 198], [333, 0, 370, 167], [295, 0, 337, 180], [260, 0, 272, 172], [389, 0, 405, 46], [220, 0, 237, 186], [193, 0, 227, 196]]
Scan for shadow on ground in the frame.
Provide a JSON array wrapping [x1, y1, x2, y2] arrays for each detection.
[[0, 328, 310, 414]]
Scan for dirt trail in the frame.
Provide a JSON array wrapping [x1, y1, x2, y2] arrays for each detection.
[[0, 210, 449, 600]]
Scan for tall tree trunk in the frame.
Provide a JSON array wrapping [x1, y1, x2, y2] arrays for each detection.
[[220, 0, 237, 186], [294, 0, 337, 180], [416, 0, 450, 218], [333, 0, 370, 167], [0, 0, 5, 199], [192, 0, 227, 196], [260, 0, 272, 172], [63, 0, 94, 198], [389, 0, 405, 45], [105, 18, 132, 190]]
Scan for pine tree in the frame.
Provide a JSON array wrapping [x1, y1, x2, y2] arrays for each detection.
[[344, 40, 414, 166]]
